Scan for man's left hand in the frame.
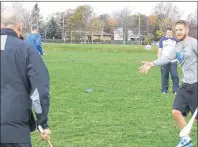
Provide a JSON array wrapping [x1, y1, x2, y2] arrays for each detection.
[[139, 61, 155, 74]]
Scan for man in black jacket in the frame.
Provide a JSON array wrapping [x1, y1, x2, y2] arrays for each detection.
[[1, 7, 51, 147]]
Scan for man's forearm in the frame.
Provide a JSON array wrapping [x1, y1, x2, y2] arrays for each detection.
[[36, 102, 49, 129], [153, 58, 170, 66], [154, 47, 177, 66]]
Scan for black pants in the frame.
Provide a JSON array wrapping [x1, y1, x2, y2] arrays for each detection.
[[161, 61, 179, 93], [0, 144, 31, 147], [172, 82, 198, 119]]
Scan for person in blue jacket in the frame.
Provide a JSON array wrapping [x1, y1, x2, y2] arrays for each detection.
[[25, 24, 44, 56]]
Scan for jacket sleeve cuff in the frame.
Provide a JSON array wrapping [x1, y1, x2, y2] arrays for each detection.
[[37, 123, 49, 131]]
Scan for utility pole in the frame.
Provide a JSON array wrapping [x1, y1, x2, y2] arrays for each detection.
[[138, 13, 141, 45], [123, 24, 126, 44], [44, 30, 47, 43], [63, 14, 65, 42], [71, 31, 72, 44], [92, 32, 93, 44]]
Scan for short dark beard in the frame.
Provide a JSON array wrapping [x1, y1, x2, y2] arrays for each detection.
[[179, 33, 187, 41]]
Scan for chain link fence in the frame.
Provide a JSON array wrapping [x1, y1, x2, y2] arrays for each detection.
[[42, 31, 143, 45]]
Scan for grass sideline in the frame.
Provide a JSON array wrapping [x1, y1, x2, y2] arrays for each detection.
[[31, 44, 197, 147]]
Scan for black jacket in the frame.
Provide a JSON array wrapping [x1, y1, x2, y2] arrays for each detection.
[[1, 29, 50, 143]]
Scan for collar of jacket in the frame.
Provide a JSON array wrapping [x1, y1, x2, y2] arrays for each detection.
[[1, 28, 18, 38]]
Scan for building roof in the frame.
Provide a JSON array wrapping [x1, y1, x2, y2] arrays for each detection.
[[89, 32, 112, 36]]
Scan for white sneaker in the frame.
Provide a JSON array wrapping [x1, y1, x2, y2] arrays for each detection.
[[176, 135, 192, 147]]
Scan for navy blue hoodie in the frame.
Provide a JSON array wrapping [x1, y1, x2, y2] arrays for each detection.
[[24, 33, 43, 55]]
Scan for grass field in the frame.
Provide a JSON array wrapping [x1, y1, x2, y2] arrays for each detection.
[[31, 44, 197, 147]]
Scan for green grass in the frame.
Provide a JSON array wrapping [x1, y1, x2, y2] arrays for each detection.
[[31, 44, 197, 147]]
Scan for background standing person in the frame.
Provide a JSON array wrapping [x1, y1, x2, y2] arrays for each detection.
[[24, 24, 44, 56], [158, 28, 179, 94]]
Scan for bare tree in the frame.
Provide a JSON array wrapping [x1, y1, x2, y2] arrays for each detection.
[[153, 2, 181, 21], [12, 2, 32, 34], [186, 9, 197, 26], [12, 2, 24, 14], [22, 9, 32, 34], [54, 9, 74, 40], [114, 6, 134, 44], [152, 2, 182, 32], [186, 9, 197, 39]]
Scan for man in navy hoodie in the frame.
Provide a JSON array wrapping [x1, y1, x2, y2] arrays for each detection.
[[25, 24, 44, 56]]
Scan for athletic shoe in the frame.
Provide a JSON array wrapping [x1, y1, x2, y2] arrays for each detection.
[[175, 136, 192, 147]]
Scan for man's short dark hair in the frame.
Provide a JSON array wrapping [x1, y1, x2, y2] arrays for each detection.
[[175, 20, 188, 27], [167, 27, 172, 31], [31, 24, 38, 31]]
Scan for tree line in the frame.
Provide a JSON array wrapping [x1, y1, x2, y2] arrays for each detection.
[[2, 2, 197, 43]]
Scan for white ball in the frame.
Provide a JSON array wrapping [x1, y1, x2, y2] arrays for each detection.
[[145, 45, 152, 50]]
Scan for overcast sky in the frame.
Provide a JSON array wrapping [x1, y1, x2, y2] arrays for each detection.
[[3, 2, 197, 20]]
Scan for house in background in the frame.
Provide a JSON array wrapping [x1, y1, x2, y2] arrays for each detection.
[[113, 27, 124, 40], [92, 32, 112, 41], [113, 14, 149, 41], [83, 31, 112, 43]]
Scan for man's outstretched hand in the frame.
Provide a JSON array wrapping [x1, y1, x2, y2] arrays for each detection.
[[139, 61, 155, 74]]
